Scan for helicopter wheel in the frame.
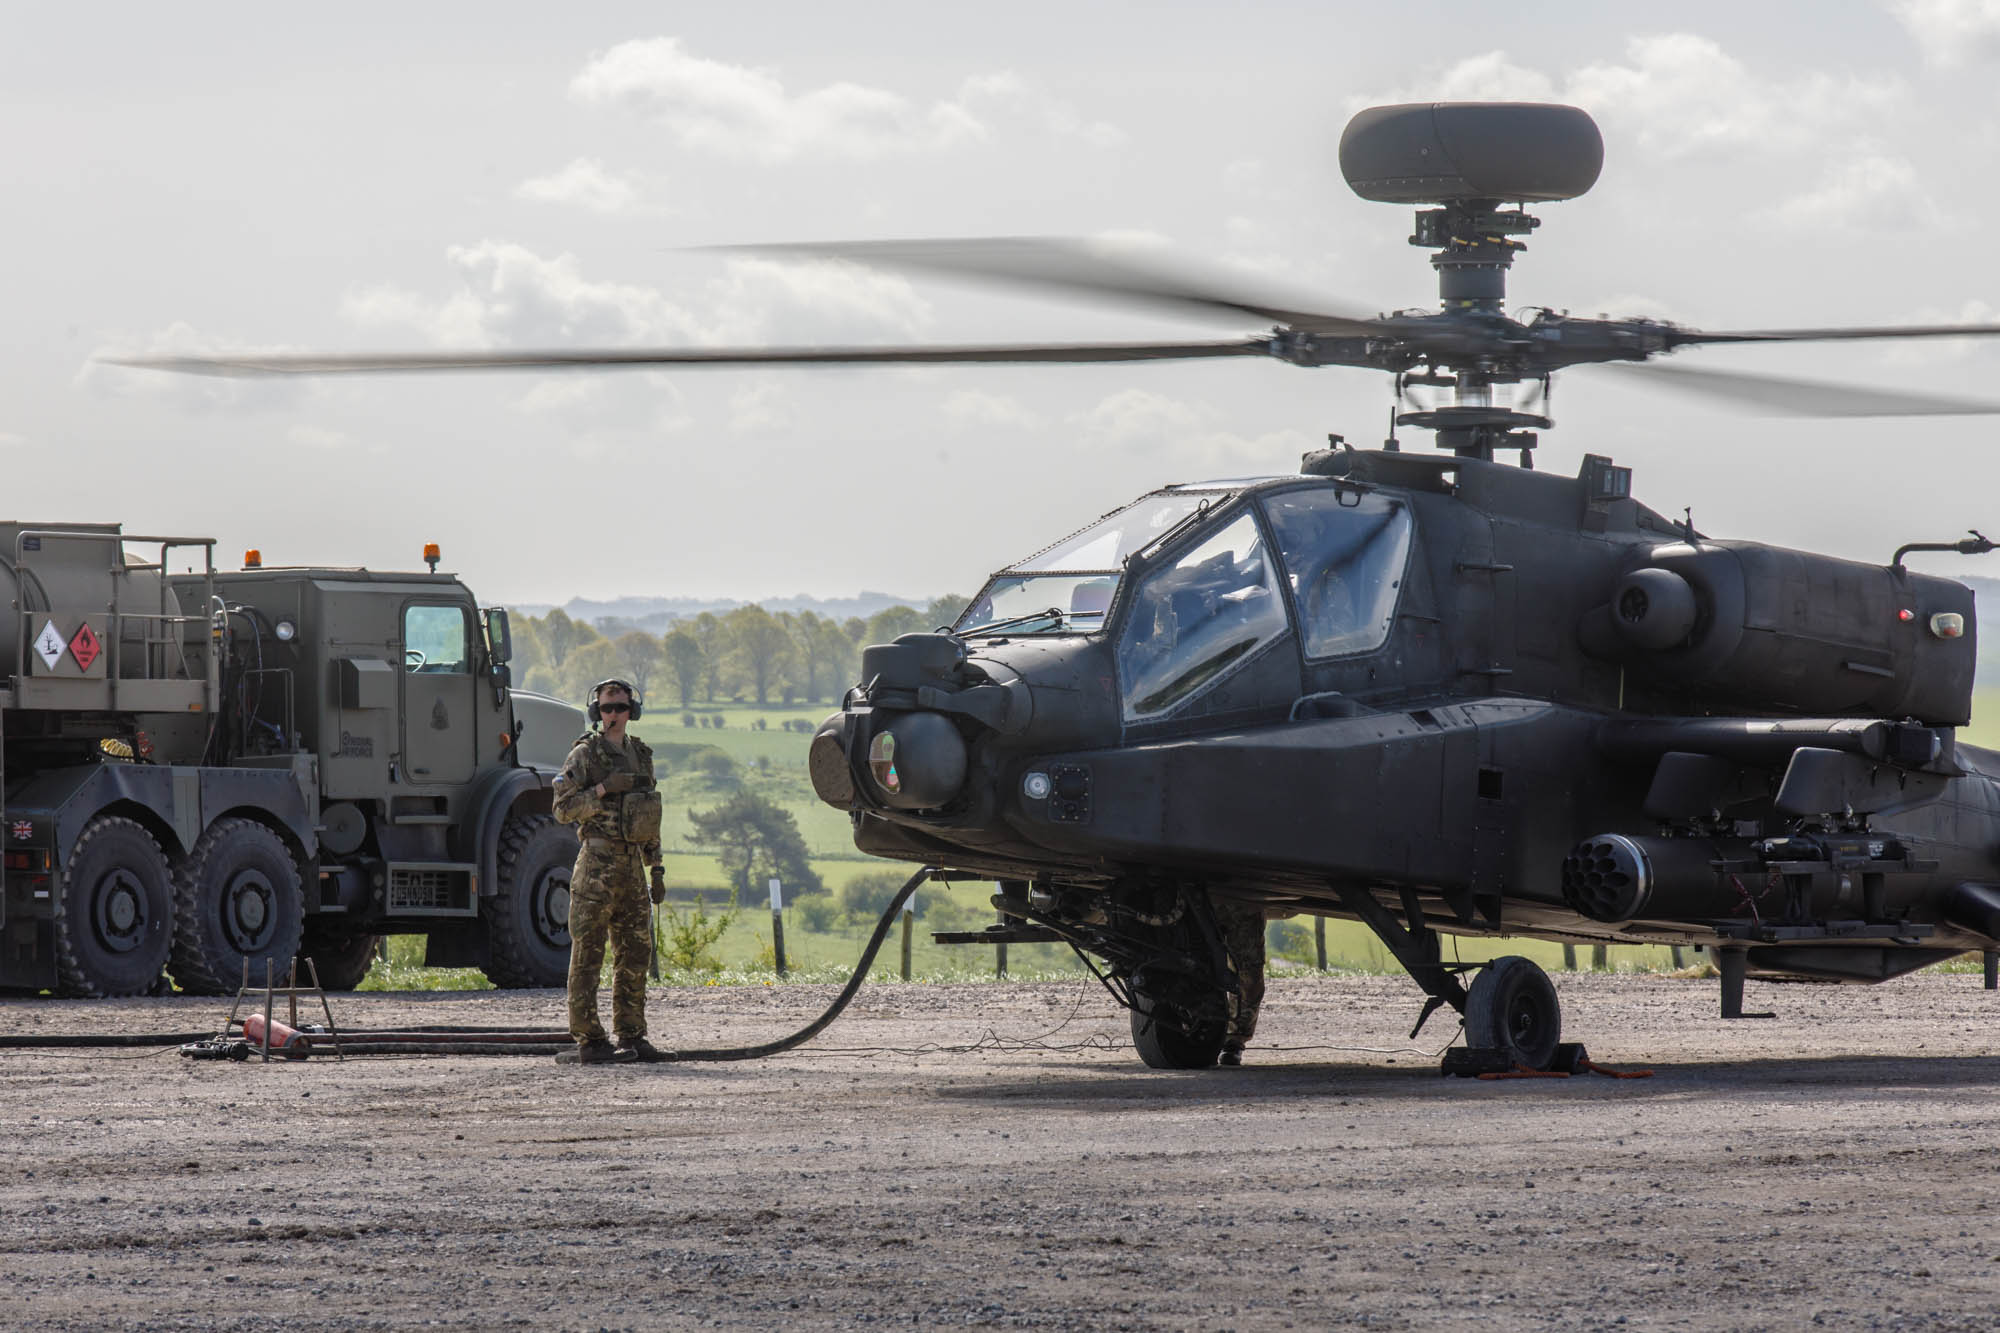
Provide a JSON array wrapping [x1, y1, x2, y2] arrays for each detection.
[[1463, 955, 1562, 1070], [1128, 969, 1228, 1070]]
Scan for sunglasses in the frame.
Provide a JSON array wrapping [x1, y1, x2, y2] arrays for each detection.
[[597, 700, 631, 714]]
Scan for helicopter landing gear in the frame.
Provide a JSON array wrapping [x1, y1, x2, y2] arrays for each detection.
[[1127, 967, 1229, 1070], [1463, 955, 1562, 1069], [1334, 885, 1469, 1040], [1715, 945, 1775, 1020]]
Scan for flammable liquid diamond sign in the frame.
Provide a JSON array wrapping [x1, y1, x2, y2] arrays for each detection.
[[68, 623, 101, 673], [33, 620, 62, 671]]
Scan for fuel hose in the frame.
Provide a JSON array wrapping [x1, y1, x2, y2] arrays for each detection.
[[0, 867, 935, 1060]]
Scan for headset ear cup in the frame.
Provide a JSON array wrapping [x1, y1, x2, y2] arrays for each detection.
[[628, 699, 642, 721]]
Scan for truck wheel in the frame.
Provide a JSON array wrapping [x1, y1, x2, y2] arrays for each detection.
[[297, 925, 382, 991], [483, 813, 577, 988], [169, 818, 305, 997], [1464, 954, 1562, 1070], [1128, 973, 1228, 1070], [54, 816, 174, 997]]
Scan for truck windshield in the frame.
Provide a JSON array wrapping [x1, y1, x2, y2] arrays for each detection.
[[955, 491, 1219, 636]]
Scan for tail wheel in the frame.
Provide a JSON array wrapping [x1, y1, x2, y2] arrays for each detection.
[[1128, 970, 1228, 1070], [168, 818, 305, 996], [483, 813, 577, 989], [297, 924, 382, 991], [1464, 954, 1562, 1070], [53, 816, 174, 997]]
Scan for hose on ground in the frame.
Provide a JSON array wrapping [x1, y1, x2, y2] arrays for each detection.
[[653, 866, 930, 1062], [1, 867, 935, 1060]]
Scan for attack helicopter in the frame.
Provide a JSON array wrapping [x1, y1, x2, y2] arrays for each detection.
[[128, 103, 2000, 1073]]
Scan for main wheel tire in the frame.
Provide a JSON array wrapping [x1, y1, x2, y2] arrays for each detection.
[[297, 925, 382, 991], [483, 813, 578, 988], [168, 818, 305, 997], [1464, 954, 1562, 1070], [1129, 975, 1228, 1070], [53, 816, 174, 997]]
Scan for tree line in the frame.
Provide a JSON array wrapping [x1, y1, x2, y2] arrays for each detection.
[[509, 596, 968, 707]]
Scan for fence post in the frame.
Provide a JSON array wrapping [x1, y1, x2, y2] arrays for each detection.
[[1590, 944, 1608, 972], [769, 877, 787, 979], [1561, 943, 1576, 971], [995, 905, 1008, 979], [1314, 916, 1327, 971], [1670, 945, 1687, 970], [900, 897, 914, 981]]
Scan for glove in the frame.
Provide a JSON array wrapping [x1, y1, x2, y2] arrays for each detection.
[[649, 865, 667, 904], [598, 772, 637, 796]]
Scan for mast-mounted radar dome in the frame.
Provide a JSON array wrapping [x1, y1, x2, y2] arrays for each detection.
[[1339, 102, 1603, 204]]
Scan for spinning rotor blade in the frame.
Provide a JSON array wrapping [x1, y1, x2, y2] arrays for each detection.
[[1673, 321, 2000, 347], [108, 338, 1274, 378], [721, 237, 1387, 337], [1595, 360, 2000, 417]]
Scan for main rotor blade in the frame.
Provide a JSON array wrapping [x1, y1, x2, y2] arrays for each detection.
[[106, 338, 1276, 378], [1673, 322, 2000, 346], [1594, 360, 2000, 417], [720, 237, 1386, 337]]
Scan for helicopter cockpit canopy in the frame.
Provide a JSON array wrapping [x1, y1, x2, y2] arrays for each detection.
[[959, 477, 1417, 719], [955, 490, 1223, 636]]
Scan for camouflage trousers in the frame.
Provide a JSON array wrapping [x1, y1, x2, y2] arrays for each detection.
[[1213, 898, 1266, 1046], [566, 842, 651, 1043]]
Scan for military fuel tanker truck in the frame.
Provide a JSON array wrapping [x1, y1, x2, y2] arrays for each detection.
[[0, 522, 587, 997]]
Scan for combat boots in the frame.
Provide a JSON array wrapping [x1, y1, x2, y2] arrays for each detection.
[[618, 1035, 669, 1063], [556, 1037, 635, 1065]]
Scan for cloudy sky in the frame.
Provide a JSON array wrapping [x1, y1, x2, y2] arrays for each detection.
[[5, 2, 1999, 604]]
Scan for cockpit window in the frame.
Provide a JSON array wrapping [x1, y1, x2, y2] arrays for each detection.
[[956, 491, 1221, 635], [1260, 488, 1413, 658], [1117, 512, 1287, 720]]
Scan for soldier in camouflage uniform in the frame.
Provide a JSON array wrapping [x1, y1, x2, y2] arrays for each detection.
[[551, 679, 668, 1065], [1212, 895, 1266, 1067]]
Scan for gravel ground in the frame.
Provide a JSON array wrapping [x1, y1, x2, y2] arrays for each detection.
[[6, 970, 2000, 1331]]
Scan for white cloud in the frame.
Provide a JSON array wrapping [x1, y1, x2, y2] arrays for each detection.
[[514, 158, 652, 215], [1363, 37, 1902, 160], [343, 244, 931, 357], [728, 380, 794, 434], [568, 40, 1122, 162], [1891, 0, 2000, 66], [571, 37, 987, 161], [957, 71, 1126, 148], [1070, 388, 1211, 444], [1761, 149, 1950, 233], [1066, 389, 1315, 474], [942, 389, 1044, 431], [343, 242, 704, 349], [1568, 35, 1901, 159]]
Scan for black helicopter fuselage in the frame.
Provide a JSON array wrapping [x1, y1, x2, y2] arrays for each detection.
[[811, 446, 2000, 997]]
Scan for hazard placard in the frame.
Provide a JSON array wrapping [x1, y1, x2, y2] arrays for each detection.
[[69, 623, 101, 673], [33, 620, 62, 672]]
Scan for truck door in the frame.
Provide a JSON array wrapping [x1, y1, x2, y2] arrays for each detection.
[[400, 602, 478, 786]]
